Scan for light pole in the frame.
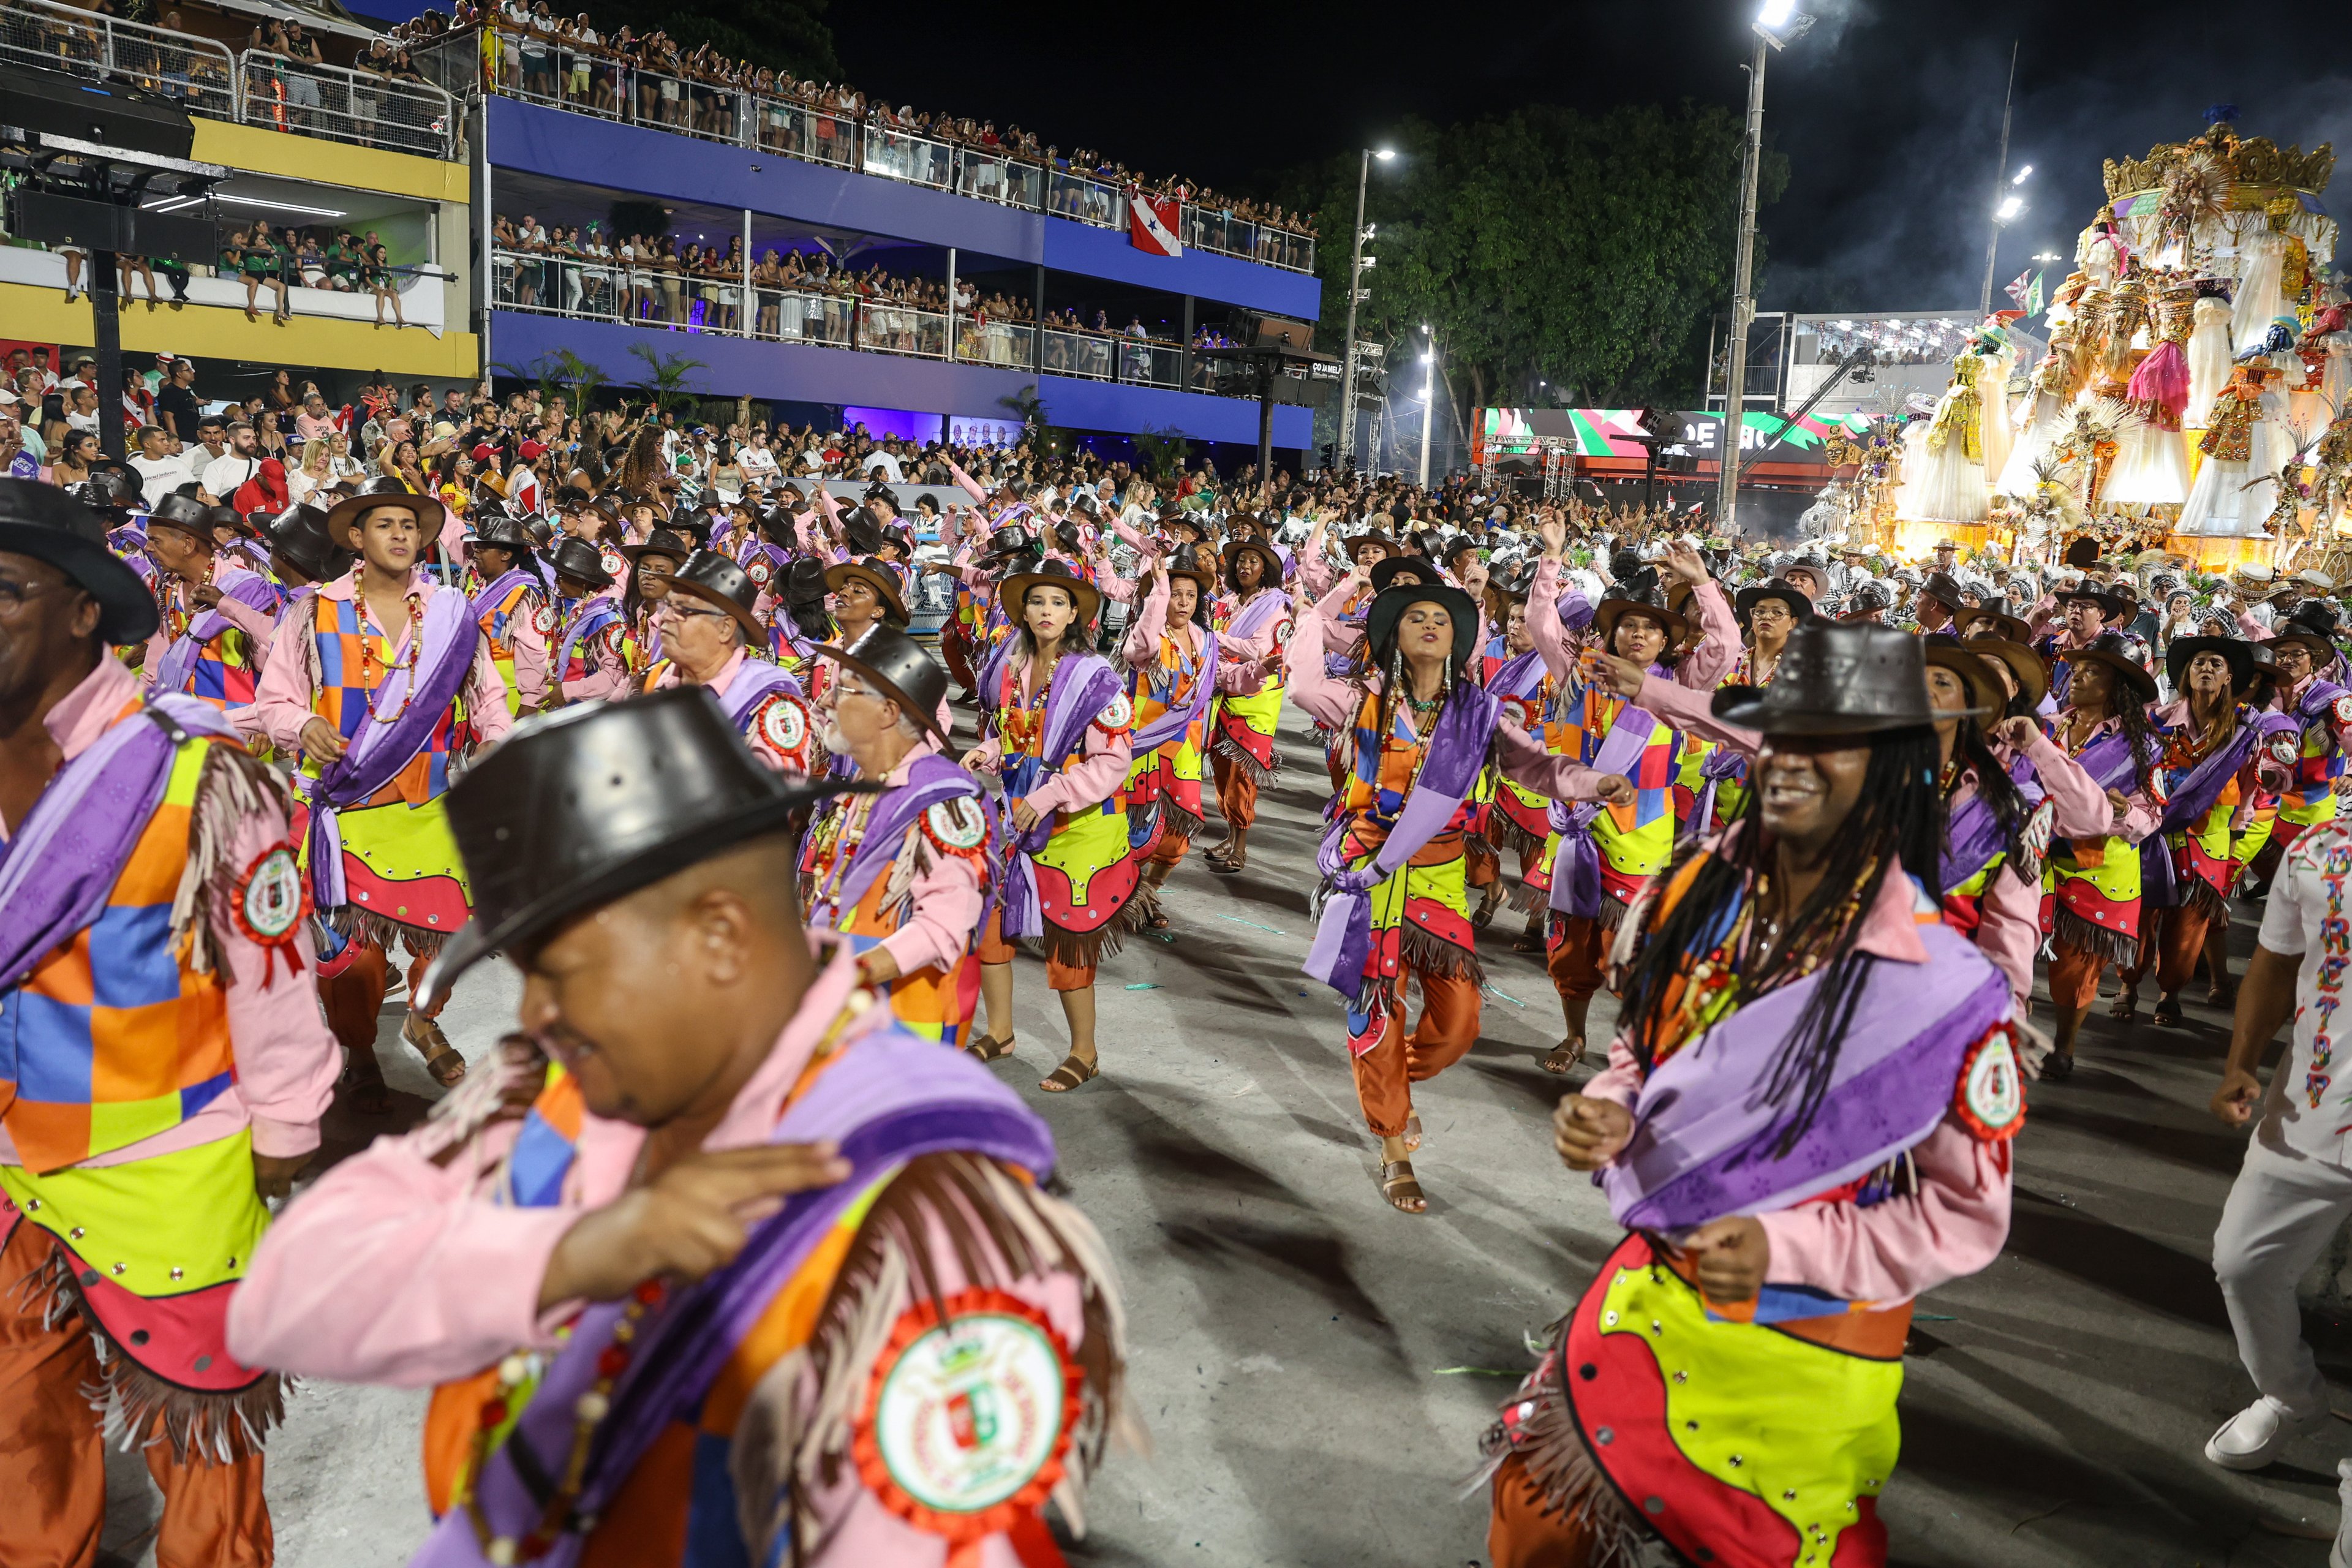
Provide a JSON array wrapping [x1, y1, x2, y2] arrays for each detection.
[[1339, 146, 1396, 472], [1978, 176, 2030, 318], [1416, 325, 1437, 488], [1715, 0, 1813, 537]]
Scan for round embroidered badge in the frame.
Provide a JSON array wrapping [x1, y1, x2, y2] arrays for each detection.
[[532, 602, 559, 636], [1095, 691, 1133, 731], [924, 797, 986, 851], [1956, 1029, 2024, 1142], [757, 696, 807, 754], [747, 558, 772, 587], [1273, 617, 1295, 646], [599, 548, 627, 580], [854, 1289, 1079, 1536]]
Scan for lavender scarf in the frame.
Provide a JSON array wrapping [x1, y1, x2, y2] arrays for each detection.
[[409, 1030, 1054, 1568], [147, 567, 282, 698], [1302, 682, 1499, 1000], [466, 566, 540, 624], [995, 653, 1124, 940], [818, 755, 990, 927], [1128, 628, 1220, 756], [713, 655, 805, 729], [1549, 703, 1661, 918], [1603, 920, 2009, 1234]]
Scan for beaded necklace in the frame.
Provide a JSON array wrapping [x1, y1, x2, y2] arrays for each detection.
[[353, 562, 427, 722]]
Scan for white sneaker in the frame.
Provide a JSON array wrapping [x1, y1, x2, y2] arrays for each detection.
[[2205, 1395, 2321, 1471]]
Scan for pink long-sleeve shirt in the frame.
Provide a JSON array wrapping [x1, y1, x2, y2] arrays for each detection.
[[225, 946, 1095, 1568], [1580, 843, 2012, 1305], [961, 652, 1133, 817], [647, 646, 811, 774], [0, 655, 337, 1168], [140, 565, 283, 685], [1288, 597, 1611, 803], [821, 753, 987, 976], [557, 589, 629, 703], [248, 570, 514, 756]]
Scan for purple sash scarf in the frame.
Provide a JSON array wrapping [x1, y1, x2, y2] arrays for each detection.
[[820, 755, 991, 930], [467, 567, 537, 625], [1941, 790, 2007, 891], [2158, 710, 2292, 835], [714, 656, 805, 729], [409, 1029, 1055, 1568], [1224, 586, 1291, 645], [1602, 921, 2009, 1234], [556, 594, 620, 675], [148, 567, 279, 698], [303, 589, 478, 911], [1485, 649, 1546, 701], [997, 654, 1124, 940], [1129, 629, 1220, 756], [1549, 702, 1662, 918], [1302, 684, 1500, 999], [0, 695, 232, 994], [2297, 679, 2351, 729]]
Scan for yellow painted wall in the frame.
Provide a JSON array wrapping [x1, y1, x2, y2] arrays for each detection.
[[0, 282, 479, 378], [188, 120, 470, 206]]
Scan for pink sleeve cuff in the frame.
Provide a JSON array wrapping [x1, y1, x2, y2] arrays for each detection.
[[248, 1114, 320, 1159]]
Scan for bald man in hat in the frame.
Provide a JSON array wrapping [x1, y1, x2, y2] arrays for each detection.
[[140, 492, 287, 716], [641, 548, 817, 775]]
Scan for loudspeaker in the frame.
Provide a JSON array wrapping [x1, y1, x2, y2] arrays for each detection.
[[8, 189, 215, 264], [0, 61, 196, 159]]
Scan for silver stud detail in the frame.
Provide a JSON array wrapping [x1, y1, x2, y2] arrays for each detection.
[[1728, 1455, 1743, 1468], [227, 1256, 237, 1268], [111, 1262, 127, 1276], [1595, 1427, 1615, 1446], [1783, 1489, 1797, 1501], [1604, 1311, 1619, 1327], [1650, 1319, 1663, 1335], [1516, 1401, 1535, 1421], [1684, 1419, 1698, 1431], [1672, 1370, 1688, 1384], [24, 1199, 38, 1212], [69, 1226, 85, 1240], [170, 1267, 185, 1281]]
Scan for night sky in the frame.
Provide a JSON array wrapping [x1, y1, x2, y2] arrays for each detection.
[[830, 0, 2348, 315]]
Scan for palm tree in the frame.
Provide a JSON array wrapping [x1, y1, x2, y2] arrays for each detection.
[[552, 349, 609, 419], [628, 342, 709, 416]]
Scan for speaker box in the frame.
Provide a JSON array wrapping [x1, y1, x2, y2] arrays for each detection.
[[0, 61, 197, 159], [8, 189, 216, 264]]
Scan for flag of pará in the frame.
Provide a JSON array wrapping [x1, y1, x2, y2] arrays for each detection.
[[1130, 190, 1183, 257], [2005, 268, 2045, 317]]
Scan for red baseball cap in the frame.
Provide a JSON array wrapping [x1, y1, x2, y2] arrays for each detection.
[[519, 439, 548, 460], [470, 442, 497, 462]]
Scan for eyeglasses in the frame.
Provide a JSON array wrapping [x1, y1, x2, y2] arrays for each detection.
[[657, 600, 731, 624]]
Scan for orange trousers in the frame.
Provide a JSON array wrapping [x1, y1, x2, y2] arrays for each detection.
[[2047, 940, 2112, 1012], [318, 937, 434, 1068], [1147, 820, 1192, 870], [1351, 967, 1482, 1138], [976, 909, 1095, 991], [2121, 903, 2210, 995], [0, 1222, 273, 1568], [1545, 914, 1609, 1004], [1211, 748, 1260, 832], [1486, 1453, 1599, 1568]]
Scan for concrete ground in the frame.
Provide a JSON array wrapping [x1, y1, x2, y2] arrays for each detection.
[[91, 704, 2352, 1567]]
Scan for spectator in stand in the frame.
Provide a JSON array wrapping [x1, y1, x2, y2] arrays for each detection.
[[200, 421, 268, 509], [0, 402, 34, 480], [130, 425, 194, 505], [154, 358, 200, 442], [45, 429, 99, 487], [294, 391, 339, 442]]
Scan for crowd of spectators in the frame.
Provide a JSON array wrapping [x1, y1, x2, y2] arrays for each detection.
[[392, 1, 1316, 253]]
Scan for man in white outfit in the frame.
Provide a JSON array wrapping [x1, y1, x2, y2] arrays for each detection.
[[2209, 813, 2352, 1564]]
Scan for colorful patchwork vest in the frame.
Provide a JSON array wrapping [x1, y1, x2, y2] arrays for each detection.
[[556, 595, 623, 690], [2280, 682, 2351, 829], [154, 565, 280, 712], [470, 571, 546, 717], [2043, 721, 2149, 955], [1208, 588, 1290, 786], [993, 652, 1138, 957], [1125, 622, 1214, 850], [1553, 678, 1681, 900]]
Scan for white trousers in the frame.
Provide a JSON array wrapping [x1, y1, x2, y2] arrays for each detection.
[[2213, 1134, 2352, 1417]]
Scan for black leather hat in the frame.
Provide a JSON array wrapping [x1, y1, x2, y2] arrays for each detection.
[[782, 556, 830, 606], [1712, 623, 1945, 735], [665, 548, 764, 642], [2056, 632, 2158, 704], [264, 501, 353, 585], [999, 556, 1102, 628], [2054, 581, 2130, 624], [666, 507, 713, 547], [1733, 580, 1814, 622], [816, 622, 951, 744], [2271, 601, 2342, 660], [1369, 554, 1437, 595], [1365, 581, 1481, 674], [616, 527, 693, 567], [1917, 570, 1971, 611], [323, 475, 448, 552], [2165, 633, 2256, 696], [982, 523, 1036, 560], [1921, 633, 2006, 720], [548, 535, 613, 590], [824, 557, 910, 627], [145, 491, 219, 545], [469, 511, 538, 557], [0, 478, 159, 644], [414, 688, 862, 1011], [842, 509, 884, 558]]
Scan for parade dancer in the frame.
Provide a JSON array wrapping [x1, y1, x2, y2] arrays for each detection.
[[965, 559, 1139, 1090], [805, 624, 992, 1045], [638, 549, 816, 775], [1478, 570, 1555, 926], [141, 491, 284, 712], [546, 536, 628, 704], [1119, 546, 1221, 922], [251, 475, 513, 1106], [1204, 533, 1291, 875], [463, 511, 554, 717], [1485, 625, 2025, 1568], [804, 556, 911, 712], [2116, 638, 2294, 1024], [2043, 635, 2163, 1078], [2032, 580, 2147, 707], [228, 691, 1129, 1568], [615, 524, 691, 677], [2245, 602, 2352, 885], [0, 480, 337, 1567], [1293, 574, 1630, 1214]]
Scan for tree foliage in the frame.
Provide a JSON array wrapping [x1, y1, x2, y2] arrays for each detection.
[[1274, 103, 1787, 412]]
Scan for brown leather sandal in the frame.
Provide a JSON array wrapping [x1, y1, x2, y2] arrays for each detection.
[[967, 1033, 1016, 1062], [403, 1012, 467, 1088], [1540, 1039, 1582, 1076], [1379, 1159, 1427, 1214], [1039, 1053, 1100, 1093], [2108, 990, 2139, 1023]]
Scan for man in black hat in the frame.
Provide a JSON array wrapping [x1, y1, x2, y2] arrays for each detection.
[[2247, 601, 2352, 884], [805, 625, 988, 1042], [464, 511, 554, 717], [643, 549, 816, 775], [1496, 621, 2024, 1568], [138, 491, 286, 715], [615, 524, 692, 678], [229, 688, 1128, 1567], [1913, 569, 1969, 633], [0, 479, 336, 1566], [2032, 578, 2146, 706], [547, 535, 630, 704]]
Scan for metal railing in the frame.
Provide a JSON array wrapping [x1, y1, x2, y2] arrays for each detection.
[[0, 0, 236, 123], [239, 50, 454, 160], [491, 250, 1219, 393], [423, 21, 1315, 271]]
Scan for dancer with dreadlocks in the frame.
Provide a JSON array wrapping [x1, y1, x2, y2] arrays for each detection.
[[1481, 624, 2027, 1568], [1294, 571, 1632, 1215]]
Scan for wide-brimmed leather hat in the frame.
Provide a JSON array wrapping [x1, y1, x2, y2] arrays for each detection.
[[1365, 581, 1482, 674], [1000, 557, 1102, 628], [1733, 580, 1814, 623], [1593, 595, 1691, 650], [2054, 581, 2130, 623], [1712, 623, 1949, 735], [469, 511, 538, 557], [2057, 633, 2158, 704], [0, 478, 159, 644], [782, 556, 829, 607], [1966, 638, 2048, 709], [665, 548, 765, 643], [1345, 528, 1401, 562], [824, 557, 910, 627], [263, 501, 352, 584], [144, 491, 219, 545], [1222, 536, 1281, 587], [414, 688, 862, 1011], [815, 622, 951, 745], [1917, 570, 1971, 611], [1162, 543, 1220, 598], [2165, 633, 2257, 695], [547, 535, 614, 590], [2270, 601, 2342, 662], [1957, 608, 2032, 645], [1921, 633, 2007, 721], [616, 526, 693, 567], [982, 523, 1038, 560], [323, 476, 447, 552], [1369, 554, 1438, 595]]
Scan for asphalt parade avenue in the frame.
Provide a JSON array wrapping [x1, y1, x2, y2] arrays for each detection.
[[89, 701, 2352, 1568]]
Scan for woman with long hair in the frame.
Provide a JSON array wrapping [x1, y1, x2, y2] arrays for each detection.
[[963, 559, 1137, 1091], [1488, 624, 2024, 1568], [1117, 545, 1223, 927], [1292, 570, 1630, 1213]]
